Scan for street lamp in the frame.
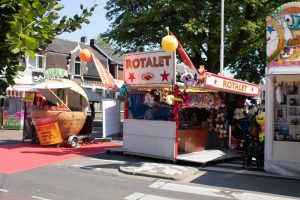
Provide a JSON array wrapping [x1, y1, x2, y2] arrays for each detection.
[[220, 0, 224, 76]]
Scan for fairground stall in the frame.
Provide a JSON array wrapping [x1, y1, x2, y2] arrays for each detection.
[[27, 78, 90, 147], [122, 50, 260, 164], [265, 2, 300, 177], [3, 86, 37, 130]]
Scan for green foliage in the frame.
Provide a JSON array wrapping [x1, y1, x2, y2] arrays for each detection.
[[0, 0, 97, 92], [102, 0, 288, 83], [96, 34, 112, 48]]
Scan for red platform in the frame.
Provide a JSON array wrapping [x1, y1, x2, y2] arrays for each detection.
[[0, 143, 122, 174]]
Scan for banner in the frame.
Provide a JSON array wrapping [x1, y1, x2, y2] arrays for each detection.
[[124, 50, 175, 85], [32, 115, 62, 145], [204, 73, 260, 97], [90, 50, 116, 88], [169, 31, 197, 73], [3, 113, 23, 129], [24, 92, 35, 103], [267, 2, 300, 67]]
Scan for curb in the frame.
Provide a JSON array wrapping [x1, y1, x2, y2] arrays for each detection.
[[118, 167, 180, 180], [118, 163, 199, 181], [200, 167, 300, 181]]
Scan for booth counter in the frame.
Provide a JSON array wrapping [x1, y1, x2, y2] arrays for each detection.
[[123, 119, 208, 160], [123, 119, 176, 160]]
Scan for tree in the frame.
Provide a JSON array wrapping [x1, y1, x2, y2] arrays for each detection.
[[96, 34, 111, 48], [101, 0, 287, 83], [0, 0, 97, 92]]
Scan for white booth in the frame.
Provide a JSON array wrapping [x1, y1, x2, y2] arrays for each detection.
[[122, 50, 259, 163], [265, 2, 300, 177]]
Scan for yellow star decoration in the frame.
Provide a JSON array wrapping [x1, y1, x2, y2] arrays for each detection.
[[277, 57, 284, 64]]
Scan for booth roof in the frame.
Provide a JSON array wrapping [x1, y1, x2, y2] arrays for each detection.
[[266, 66, 300, 75], [81, 87, 109, 102]]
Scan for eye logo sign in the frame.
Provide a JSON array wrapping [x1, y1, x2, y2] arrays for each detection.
[[142, 72, 154, 81]]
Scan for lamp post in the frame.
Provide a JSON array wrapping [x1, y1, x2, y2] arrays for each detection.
[[220, 0, 224, 76]]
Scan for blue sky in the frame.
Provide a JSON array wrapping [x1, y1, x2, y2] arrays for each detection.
[[58, 0, 109, 42]]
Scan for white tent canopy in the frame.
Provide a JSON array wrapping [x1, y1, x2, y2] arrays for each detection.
[[33, 79, 89, 111]]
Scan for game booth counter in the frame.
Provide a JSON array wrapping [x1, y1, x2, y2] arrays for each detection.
[[2, 85, 38, 130], [265, 2, 300, 177], [121, 50, 261, 165]]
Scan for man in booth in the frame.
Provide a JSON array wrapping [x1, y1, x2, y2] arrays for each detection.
[[144, 104, 158, 120]]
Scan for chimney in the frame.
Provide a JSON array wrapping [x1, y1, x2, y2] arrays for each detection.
[[90, 39, 95, 47], [138, 46, 145, 52], [80, 36, 87, 44]]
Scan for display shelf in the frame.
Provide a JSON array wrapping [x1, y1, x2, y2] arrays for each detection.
[[274, 122, 287, 124], [274, 89, 300, 140]]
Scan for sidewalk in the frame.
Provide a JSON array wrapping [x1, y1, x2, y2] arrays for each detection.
[[0, 129, 23, 145]]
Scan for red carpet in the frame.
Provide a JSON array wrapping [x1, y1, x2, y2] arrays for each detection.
[[0, 143, 122, 174]]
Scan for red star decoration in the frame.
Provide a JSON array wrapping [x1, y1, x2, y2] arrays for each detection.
[[160, 70, 170, 82], [128, 72, 136, 82], [214, 79, 218, 85]]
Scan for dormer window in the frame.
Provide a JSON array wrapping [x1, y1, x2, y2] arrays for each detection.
[[27, 54, 45, 69], [75, 56, 81, 75]]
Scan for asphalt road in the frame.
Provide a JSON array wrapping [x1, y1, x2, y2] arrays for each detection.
[[1, 152, 300, 200]]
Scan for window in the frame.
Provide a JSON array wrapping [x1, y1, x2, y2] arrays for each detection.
[[7, 97, 21, 113], [27, 54, 45, 69], [75, 56, 81, 75], [95, 88, 103, 96]]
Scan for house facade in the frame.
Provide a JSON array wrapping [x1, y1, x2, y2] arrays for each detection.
[[2, 37, 123, 129]]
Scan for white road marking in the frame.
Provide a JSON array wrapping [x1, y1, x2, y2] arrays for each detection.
[[0, 189, 8, 192], [124, 192, 145, 200], [89, 158, 125, 163], [150, 181, 231, 199], [149, 181, 298, 200], [72, 164, 82, 167], [32, 196, 52, 200], [149, 181, 166, 189], [124, 192, 181, 200]]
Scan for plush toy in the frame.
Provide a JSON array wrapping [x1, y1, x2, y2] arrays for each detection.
[[197, 65, 206, 83], [234, 108, 245, 119], [119, 88, 125, 97], [166, 95, 175, 105], [245, 98, 252, 107], [180, 72, 196, 88], [256, 112, 265, 142], [182, 92, 192, 107], [276, 86, 284, 104]]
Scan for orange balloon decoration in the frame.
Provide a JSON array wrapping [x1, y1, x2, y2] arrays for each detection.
[[79, 48, 92, 62], [161, 35, 178, 52]]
